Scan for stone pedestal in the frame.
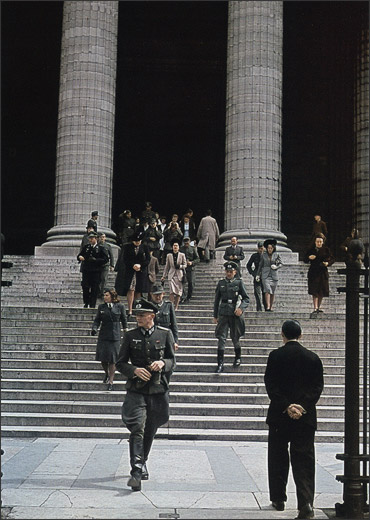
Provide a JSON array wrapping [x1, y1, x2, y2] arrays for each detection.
[[219, 1, 290, 251], [35, 1, 119, 257]]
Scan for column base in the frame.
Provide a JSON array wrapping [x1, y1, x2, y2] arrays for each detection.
[[34, 225, 120, 261]]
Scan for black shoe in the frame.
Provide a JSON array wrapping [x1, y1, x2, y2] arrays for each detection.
[[310, 310, 318, 319], [272, 501, 285, 511], [296, 504, 314, 519], [127, 472, 141, 491], [103, 375, 109, 384], [233, 358, 241, 367], [83, 304, 89, 308], [107, 383, 114, 391], [141, 462, 149, 480], [215, 363, 224, 373]]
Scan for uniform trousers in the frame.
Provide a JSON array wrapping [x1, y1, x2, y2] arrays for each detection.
[[253, 279, 264, 311], [268, 421, 315, 509], [215, 315, 244, 351], [81, 271, 101, 307], [183, 268, 195, 299], [122, 390, 170, 460], [99, 264, 110, 297]]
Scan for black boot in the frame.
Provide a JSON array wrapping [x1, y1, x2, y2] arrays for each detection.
[[215, 351, 224, 373], [142, 434, 155, 481], [233, 347, 241, 367], [127, 438, 144, 491]]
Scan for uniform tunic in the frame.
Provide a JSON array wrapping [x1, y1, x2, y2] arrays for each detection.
[[154, 300, 179, 343], [213, 277, 249, 344], [116, 326, 176, 395], [92, 302, 127, 363]]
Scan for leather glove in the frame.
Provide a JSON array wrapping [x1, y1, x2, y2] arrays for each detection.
[[91, 329, 97, 336]]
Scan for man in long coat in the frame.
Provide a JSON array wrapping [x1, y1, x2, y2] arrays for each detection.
[[197, 209, 220, 262]]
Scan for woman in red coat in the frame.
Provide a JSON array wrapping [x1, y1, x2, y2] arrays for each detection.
[[304, 233, 335, 317]]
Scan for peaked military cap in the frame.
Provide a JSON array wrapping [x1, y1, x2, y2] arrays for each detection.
[[91, 211, 99, 217], [223, 261, 238, 271], [183, 237, 190, 242], [151, 283, 165, 294], [133, 298, 158, 314], [257, 241, 264, 248], [88, 231, 98, 238]]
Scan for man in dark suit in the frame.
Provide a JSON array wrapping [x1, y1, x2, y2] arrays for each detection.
[[264, 320, 324, 519], [223, 236, 245, 278], [246, 241, 266, 311]]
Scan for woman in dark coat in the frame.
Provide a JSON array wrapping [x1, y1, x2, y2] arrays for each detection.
[[114, 231, 151, 316], [304, 233, 335, 317], [91, 289, 128, 390]]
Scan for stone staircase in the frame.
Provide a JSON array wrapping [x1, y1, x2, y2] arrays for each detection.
[[1, 253, 365, 441]]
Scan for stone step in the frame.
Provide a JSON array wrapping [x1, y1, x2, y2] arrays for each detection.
[[0, 388, 349, 406], [0, 411, 348, 432], [0, 325, 350, 342], [1, 344, 349, 357], [0, 359, 347, 375], [0, 350, 347, 364], [0, 335, 348, 349], [1, 378, 346, 395], [0, 321, 350, 338], [0, 368, 348, 385], [0, 400, 347, 419]]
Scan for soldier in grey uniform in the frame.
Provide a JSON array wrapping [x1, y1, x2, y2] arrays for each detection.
[[150, 283, 179, 351], [180, 236, 200, 302], [116, 298, 176, 491], [213, 261, 250, 372]]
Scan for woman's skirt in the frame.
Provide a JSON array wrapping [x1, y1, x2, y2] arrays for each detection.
[[95, 339, 120, 363], [169, 272, 183, 296], [262, 275, 278, 295]]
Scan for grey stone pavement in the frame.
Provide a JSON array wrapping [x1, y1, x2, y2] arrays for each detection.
[[1, 438, 344, 520]]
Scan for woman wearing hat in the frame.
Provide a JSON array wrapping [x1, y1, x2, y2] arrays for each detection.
[[255, 239, 283, 311], [161, 239, 187, 310], [114, 231, 151, 317], [304, 233, 335, 317]]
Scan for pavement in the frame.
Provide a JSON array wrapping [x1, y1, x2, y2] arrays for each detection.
[[0, 437, 345, 519]]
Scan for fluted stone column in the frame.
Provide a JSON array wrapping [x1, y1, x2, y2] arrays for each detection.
[[353, 26, 369, 244], [219, 1, 291, 253], [36, 1, 119, 256]]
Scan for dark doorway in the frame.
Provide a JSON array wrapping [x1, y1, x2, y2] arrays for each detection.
[[112, 1, 228, 234]]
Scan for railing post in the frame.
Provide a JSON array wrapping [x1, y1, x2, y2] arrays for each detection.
[[335, 239, 365, 519]]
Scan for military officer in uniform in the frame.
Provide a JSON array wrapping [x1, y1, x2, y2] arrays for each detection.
[[86, 210, 99, 232], [150, 283, 179, 351], [180, 236, 200, 302], [213, 261, 250, 372], [77, 231, 108, 308], [116, 298, 176, 492]]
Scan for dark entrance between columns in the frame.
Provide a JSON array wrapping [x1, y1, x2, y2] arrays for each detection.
[[112, 1, 228, 233]]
